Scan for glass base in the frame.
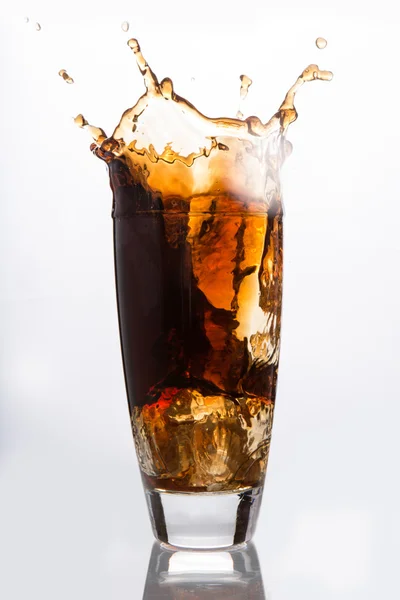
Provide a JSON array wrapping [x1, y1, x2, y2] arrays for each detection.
[[142, 541, 266, 598], [145, 486, 263, 550]]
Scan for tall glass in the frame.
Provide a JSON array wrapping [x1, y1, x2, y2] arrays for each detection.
[[109, 116, 284, 549]]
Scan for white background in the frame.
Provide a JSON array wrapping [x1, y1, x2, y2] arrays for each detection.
[[1, 1, 400, 598]]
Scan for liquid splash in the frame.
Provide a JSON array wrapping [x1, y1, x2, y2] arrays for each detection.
[[58, 69, 74, 84], [74, 114, 107, 146], [24, 17, 29, 24], [121, 21, 130, 32], [76, 38, 332, 182], [316, 37, 327, 49], [35, 23, 41, 32], [73, 36, 332, 494]]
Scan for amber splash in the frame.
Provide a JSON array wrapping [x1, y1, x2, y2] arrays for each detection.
[[76, 38, 331, 493]]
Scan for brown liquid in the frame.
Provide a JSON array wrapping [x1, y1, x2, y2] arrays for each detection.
[[113, 201, 282, 492], [74, 114, 107, 145], [59, 69, 74, 84], [76, 38, 331, 493]]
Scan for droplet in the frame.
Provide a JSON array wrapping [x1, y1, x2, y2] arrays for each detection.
[[316, 37, 327, 49], [59, 69, 74, 84], [240, 74, 252, 86], [239, 74, 253, 99], [191, 77, 195, 83], [24, 17, 29, 24], [236, 74, 253, 119], [121, 21, 130, 32], [35, 23, 41, 31]]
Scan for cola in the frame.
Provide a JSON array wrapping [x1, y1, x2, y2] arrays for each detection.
[[74, 37, 331, 515]]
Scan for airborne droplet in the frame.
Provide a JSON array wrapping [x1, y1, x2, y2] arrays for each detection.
[[24, 17, 29, 24], [121, 21, 130, 32], [240, 75, 253, 96], [316, 37, 327, 49], [236, 74, 253, 119], [59, 69, 74, 84], [35, 23, 41, 31]]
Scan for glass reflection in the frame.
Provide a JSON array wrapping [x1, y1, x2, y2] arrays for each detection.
[[142, 541, 266, 599]]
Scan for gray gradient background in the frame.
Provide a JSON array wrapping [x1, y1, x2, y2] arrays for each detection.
[[1, 2, 399, 598]]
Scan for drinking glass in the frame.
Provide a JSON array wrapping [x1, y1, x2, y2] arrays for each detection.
[[109, 93, 284, 549]]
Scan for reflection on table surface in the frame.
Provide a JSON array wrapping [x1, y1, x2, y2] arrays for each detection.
[[142, 541, 266, 599]]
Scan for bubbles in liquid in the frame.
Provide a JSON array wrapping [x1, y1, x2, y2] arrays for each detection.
[[35, 23, 41, 31], [59, 69, 74, 84], [316, 37, 327, 49], [121, 21, 130, 32], [24, 17, 29, 23]]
